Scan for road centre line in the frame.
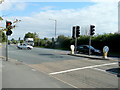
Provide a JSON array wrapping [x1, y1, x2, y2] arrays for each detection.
[[49, 62, 117, 75]]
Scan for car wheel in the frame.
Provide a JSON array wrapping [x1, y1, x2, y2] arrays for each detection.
[[27, 47, 31, 50], [18, 47, 21, 49]]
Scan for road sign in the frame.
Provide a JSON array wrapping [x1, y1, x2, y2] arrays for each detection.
[[103, 46, 109, 53]]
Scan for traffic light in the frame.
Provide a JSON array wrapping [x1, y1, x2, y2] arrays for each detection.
[[6, 21, 12, 29], [76, 26, 80, 37], [72, 26, 75, 39], [6, 21, 12, 36], [90, 25, 95, 36], [6, 30, 12, 36], [72, 26, 80, 39]]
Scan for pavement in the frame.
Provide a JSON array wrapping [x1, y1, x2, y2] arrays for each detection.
[[68, 53, 119, 61], [1, 57, 74, 88], [0, 44, 2, 90]]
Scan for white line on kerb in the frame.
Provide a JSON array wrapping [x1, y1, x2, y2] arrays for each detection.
[[49, 62, 117, 75]]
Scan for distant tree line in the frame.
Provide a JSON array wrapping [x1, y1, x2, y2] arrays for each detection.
[[1, 31, 120, 53], [39, 33, 120, 53], [23, 32, 120, 53]]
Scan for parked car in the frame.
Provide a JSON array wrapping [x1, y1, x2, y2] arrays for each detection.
[[17, 43, 33, 50], [77, 45, 101, 55]]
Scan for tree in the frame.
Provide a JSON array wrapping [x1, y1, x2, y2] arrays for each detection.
[[18, 37, 21, 41], [0, 31, 6, 42], [24, 32, 38, 40], [11, 38, 17, 44], [24, 32, 39, 46], [56, 35, 71, 49], [20, 40, 24, 43]]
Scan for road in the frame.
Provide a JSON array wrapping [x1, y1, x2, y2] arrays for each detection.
[[1, 45, 119, 88]]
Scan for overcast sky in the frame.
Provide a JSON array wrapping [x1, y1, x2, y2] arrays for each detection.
[[0, 0, 119, 40]]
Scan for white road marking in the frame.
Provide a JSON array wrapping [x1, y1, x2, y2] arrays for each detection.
[[51, 75, 78, 88], [31, 69, 36, 71], [92, 68, 106, 72], [49, 62, 117, 75]]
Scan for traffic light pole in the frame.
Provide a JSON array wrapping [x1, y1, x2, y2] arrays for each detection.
[[75, 37, 77, 54], [6, 35, 8, 61], [89, 35, 91, 56], [75, 28, 77, 54], [72, 26, 80, 54]]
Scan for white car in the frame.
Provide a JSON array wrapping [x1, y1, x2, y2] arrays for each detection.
[[17, 43, 33, 50]]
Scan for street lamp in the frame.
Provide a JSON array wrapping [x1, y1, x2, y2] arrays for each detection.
[[49, 18, 57, 40], [13, 19, 21, 23]]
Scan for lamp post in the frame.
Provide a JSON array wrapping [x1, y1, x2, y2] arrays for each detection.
[[49, 18, 57, 40]]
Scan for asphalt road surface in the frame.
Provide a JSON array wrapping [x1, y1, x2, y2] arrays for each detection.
[[1, 45, 119, 88]]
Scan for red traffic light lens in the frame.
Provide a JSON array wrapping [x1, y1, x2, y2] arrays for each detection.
[[7, 23, 11, 25]]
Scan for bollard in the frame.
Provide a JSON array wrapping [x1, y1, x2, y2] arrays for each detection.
[[70, 45, 75, 54], [103, 52, 108, 59], [103, 46, 109, 59]]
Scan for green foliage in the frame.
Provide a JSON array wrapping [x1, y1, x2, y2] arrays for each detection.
[[77, 35, 89, 45], [24, 32, 38, 40], [20, 40, 24, 43], [54, 33, 120, 52], [29, 32, 120, 53], [11, 38, 18, 44], [0, 31, 6, 42], [34, 38, 40, 46], [57, 35, 71, 49], [92, 33, 120, 52]]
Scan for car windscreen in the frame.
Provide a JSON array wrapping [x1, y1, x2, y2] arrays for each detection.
[[86, 46, 94, 49]]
